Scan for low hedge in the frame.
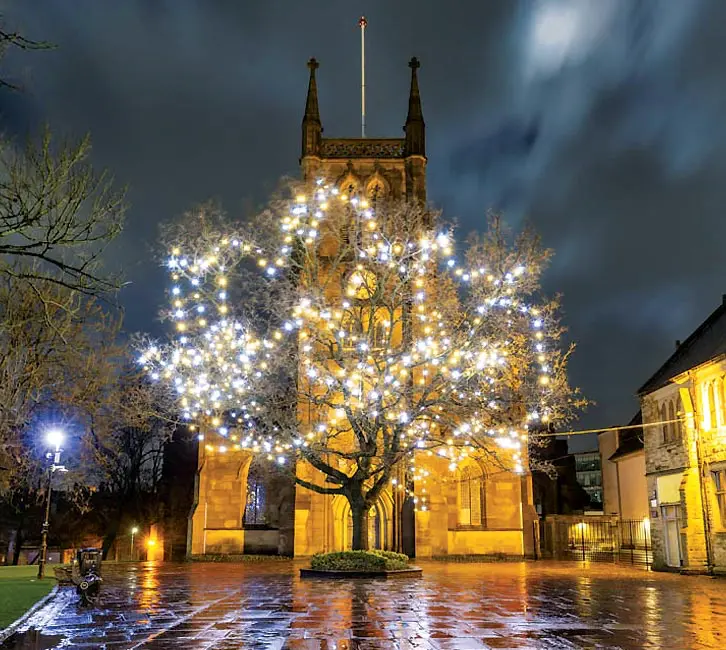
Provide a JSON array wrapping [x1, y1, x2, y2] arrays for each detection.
[[430, 553, 518, 563], [188, 554, 291, 563], [310, 550, 409, 572], [369, 549, 408, 561]]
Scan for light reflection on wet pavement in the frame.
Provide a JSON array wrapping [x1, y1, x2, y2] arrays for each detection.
[[1, 560, 724, 649]]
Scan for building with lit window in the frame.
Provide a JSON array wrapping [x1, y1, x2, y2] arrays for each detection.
[[573, 450, 603, 510], [638, 295, 726, 574], [598, 411, 648, 521]]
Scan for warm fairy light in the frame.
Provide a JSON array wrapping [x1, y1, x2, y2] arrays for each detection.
[[139, 180, 563, 474]]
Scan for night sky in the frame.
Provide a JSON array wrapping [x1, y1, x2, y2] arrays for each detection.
[[3, 1, 725, 450]]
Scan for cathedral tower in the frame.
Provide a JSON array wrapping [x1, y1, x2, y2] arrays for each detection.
[[188, 54, 536, 561]]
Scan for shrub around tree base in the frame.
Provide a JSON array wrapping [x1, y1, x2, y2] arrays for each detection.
[[310, 550, 409, 572]]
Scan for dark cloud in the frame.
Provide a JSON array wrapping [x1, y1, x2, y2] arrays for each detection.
[[3, 0, 725, 449]]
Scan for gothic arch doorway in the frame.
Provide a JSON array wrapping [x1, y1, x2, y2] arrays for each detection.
[[332, 494, 393, 550]]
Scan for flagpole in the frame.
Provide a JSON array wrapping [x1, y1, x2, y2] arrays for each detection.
[[359, 16, 367, 137]]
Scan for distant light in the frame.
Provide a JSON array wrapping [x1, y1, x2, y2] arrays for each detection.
[[46, 429, 64, 449], [131, 527, 139, 534]]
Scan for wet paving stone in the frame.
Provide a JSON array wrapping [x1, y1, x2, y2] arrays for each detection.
[[0, 560, 724, 649]]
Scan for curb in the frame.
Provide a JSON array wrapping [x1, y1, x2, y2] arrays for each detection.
[[0, 584, 59, 643]]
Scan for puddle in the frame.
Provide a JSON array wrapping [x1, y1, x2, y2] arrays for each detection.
[[0, 631, 66, 650]]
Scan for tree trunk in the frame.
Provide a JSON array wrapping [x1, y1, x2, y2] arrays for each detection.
[[102, 520, 119, 560], [12, 527, 23, 566], [350, 503, 369, 551]]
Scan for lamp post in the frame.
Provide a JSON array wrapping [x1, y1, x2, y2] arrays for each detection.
[[130, 527, 138, 561], [38, 429, 67, 579]]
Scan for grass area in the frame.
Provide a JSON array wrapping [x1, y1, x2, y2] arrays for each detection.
[[0, 565, 57, 629]]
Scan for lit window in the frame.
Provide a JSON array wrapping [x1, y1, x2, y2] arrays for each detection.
[[370, 316, 388, 349], [244, 465, 266, 526], [712, 469, 726, 527], [366, 176, 387, 202], [458, 466, 483, 527], [707, 381, 718, 430]]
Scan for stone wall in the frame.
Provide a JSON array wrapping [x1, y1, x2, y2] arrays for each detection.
[[642, 367, 726, 573], [189, 446, 251, 556]]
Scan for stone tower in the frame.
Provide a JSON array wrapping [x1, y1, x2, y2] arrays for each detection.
[[300, 57, 427, 202], [293, 57, 429, 557], [188, 56, 537, 561]]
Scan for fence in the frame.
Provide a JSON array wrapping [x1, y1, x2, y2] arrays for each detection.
[[540, 515, 652, 567]]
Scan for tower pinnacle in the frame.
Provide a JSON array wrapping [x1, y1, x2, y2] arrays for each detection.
[[404, 57, 425, 157], [302, 58, 322, 159]]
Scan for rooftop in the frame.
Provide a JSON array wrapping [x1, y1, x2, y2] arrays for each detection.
[[638, 295, 726, 395]]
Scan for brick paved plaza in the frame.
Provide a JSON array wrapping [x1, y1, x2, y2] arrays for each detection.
[[1, 561, 724, 649]]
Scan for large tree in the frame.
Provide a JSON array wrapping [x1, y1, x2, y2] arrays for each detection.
[[0, 278, 113, 473], [142, 182, 583, 550], [78, 366, 178, 557], [0, 131, 125, 297], [0, 14, 125, 296]]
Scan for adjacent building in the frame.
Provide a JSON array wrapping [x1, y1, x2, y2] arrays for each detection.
[[638, 295, 726, 573], [598, 412, 648, 521], [573, 451, 603, 510], [532, 438, 591, 516]]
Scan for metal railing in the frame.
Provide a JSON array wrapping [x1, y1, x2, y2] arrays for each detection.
[[541, 516, 652, 567]]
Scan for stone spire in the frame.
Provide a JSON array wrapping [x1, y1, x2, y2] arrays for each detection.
[[302, 58, 322, 158], [404, 57, 425, 157]]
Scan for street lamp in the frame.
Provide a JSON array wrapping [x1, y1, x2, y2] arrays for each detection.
[[38, 429, 67, 579], [130, 527, 139, 561]]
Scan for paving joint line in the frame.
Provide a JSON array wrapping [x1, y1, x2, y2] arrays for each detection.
[[128, 588, 244, 649]]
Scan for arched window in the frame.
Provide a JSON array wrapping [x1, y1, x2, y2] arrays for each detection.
[[345, 503, 383, 550], [667, 401, 676, 443], [244, 463, 266, 526], [661, 403, 670, 443], [366, 311, 389, 350], [338, 172, 361, 199], [366, 173, 389, 203], [458, 465, 483, 527], [718, 378, 726, 427], [675, 395, 684, 439], [707, 381, 718, 430]]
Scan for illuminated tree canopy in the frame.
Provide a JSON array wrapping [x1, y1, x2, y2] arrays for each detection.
[[141, 180, 583, 549]]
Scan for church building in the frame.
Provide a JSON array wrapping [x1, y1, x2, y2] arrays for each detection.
[[188, 57, 538, 559]]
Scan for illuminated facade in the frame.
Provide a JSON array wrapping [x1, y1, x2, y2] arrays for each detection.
[[639, 296, 726, 573], [188, 57, 537, 559], [598, 412, 648, 521]]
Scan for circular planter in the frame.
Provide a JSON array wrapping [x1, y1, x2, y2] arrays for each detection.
[[300, 567, 423, 579]]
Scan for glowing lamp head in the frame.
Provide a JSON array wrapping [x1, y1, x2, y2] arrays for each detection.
[[131, 527, 139, 535], [46, 429, 64, 450]]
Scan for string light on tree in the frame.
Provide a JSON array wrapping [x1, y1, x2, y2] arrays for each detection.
[[139, 179, 582, 547]]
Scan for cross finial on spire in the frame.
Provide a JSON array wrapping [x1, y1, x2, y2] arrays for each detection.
[[304, 58, 320, 122], [409, 56, 420, 70]]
